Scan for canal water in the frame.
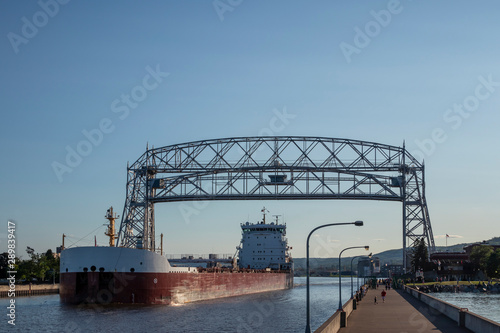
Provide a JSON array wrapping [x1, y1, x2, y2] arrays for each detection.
[[429, 292, 500, 324], [0, 277, 359, 332]]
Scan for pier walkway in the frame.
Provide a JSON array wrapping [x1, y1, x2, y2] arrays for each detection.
[[338, 287, 472, 333]]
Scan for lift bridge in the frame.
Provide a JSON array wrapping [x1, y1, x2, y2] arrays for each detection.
[[116, 136, 435, 270]]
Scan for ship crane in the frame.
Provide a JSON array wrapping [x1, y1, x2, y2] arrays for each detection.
[[104, 206, 119, 247]]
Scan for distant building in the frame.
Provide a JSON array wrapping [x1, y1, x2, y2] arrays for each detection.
[[429, 252, 469, 280], [429, 242, 500, 280], [357, 256, 380, 277], [380, 264, 404, 277]]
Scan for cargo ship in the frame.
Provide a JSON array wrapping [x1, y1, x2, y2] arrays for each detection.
[[60, 208, 293, 304]]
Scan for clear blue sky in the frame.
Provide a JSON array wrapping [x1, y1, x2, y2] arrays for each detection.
[[1, 1, 499, 260]]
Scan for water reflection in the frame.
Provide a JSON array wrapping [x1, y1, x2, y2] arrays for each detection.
[[0, 277, 356, 332]]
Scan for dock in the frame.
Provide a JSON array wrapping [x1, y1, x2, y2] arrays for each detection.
[[337, 287, 472, 333], [315, 285, 500, 333]]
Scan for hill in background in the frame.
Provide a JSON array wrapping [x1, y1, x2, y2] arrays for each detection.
[[293, 236, 500, 270]]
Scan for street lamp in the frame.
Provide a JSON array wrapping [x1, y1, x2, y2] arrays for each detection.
[[305, 221, 364, 333], [350, 253, 372, 298], [338, 245, 369, 311]]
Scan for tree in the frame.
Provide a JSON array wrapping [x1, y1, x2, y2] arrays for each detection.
[[410, 238, 429, 272], [42, 249, 60, 282], [469, 245, 493, 273], [0, 253, 8, 279], [486, 249, 500, 278], [17, 247, 59, 282]]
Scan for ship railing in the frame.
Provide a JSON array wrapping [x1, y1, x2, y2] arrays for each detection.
[[166, 253, 234, 260], [197, 267, 293, 274]]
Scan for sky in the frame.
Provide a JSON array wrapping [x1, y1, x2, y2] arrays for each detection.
[[1, 1, 500, 260]]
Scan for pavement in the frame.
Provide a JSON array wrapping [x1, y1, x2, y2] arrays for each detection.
[[338, 286, 473, 333]]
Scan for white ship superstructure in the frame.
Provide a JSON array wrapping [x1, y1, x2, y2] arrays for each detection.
[[237, 208, 292, 270]]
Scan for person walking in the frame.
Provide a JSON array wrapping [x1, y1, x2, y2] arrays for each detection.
[[374, 296, 378, 304], [381, 289, 387, 303]]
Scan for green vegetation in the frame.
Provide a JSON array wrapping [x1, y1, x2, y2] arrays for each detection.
[[1, 247, 59, 283], [486, 249, 500, 278], [410, 238, 429, 272], [470, 245, 493, 273], [470, 246, 500, 279]]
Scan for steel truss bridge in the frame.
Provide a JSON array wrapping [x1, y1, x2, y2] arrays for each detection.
[[116, 136, 435, 270]]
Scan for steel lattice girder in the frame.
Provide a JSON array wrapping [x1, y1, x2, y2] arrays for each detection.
[[116, 136, 435, 268]]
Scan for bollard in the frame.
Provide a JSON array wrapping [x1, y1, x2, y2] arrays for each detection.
[[340, 310, 346, 327], [459, 308, 468, 327]]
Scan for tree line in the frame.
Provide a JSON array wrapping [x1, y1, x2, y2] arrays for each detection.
[[0, 247, 60, 283], [411, 238, 500, 279]]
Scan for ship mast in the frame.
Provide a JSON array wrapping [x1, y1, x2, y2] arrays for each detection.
[[105, 207, 118, 247], [261, 207, 269, 224]]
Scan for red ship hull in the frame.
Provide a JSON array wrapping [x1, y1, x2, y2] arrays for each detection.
[[60, 271, 293, 304]]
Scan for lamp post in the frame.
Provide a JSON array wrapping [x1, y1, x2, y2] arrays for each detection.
[[338, 245, 369, 311], [305, 221, 364, 333], [350, 252, 372, 298]]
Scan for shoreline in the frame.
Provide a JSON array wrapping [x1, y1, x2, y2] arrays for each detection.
[[0, 283, 59, 292], [409, 281, 500, 294], [0, 283, 59, 298]]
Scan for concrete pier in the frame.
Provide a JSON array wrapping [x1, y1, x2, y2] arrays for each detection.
[[318, 287, 474, 333], [338, 287, 473, 332]]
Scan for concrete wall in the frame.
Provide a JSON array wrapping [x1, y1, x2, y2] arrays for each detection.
[[465, 312, 500, 333], [404, 286, 500, 333], [314, 298, 354, 333]]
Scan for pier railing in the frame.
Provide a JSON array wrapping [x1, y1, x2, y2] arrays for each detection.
[[404, 285, 500, 333]]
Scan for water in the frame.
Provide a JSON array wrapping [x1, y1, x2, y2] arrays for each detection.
[[429, 292, 500, 324], [0, 277, 359, 332]]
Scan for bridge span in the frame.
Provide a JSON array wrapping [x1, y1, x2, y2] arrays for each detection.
[[116, 136, 435, 270]]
